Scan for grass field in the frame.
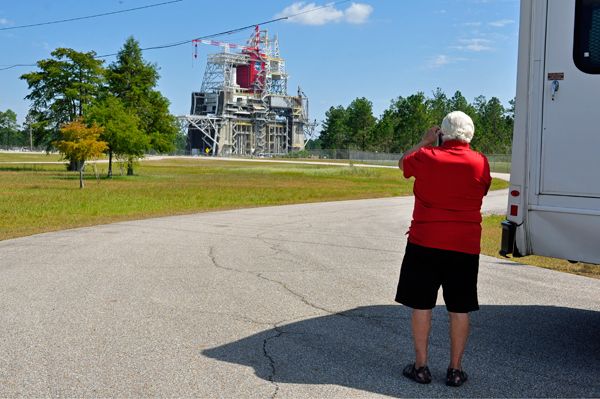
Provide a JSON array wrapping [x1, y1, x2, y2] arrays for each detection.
[[3, 153, 596, 280], [0, 156, 406, 241], [0, 152, 62, 163], [0, 155, 508, 240]]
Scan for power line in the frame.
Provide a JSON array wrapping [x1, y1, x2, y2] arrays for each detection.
[[96, 0, 351, 58], [0, 64, 36, 72], [0, 0, 183, 31], [95, 18, 286, 59], [1, 0, 351, 71]]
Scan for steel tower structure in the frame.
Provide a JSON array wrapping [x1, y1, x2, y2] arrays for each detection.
[[178, 26, 317, 156]]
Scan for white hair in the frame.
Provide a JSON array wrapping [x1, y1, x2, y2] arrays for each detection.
[[441, 111, 475, 143]]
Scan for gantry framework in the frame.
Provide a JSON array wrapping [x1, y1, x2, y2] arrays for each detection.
[[178, 26, 317, 157]]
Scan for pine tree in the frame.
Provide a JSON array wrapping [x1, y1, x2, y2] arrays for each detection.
[[106, 37, 177, 158]]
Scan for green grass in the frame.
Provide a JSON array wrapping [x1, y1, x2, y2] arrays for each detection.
[[0, 155, 509, 242], [0, 152, 62, 163], [10, 153, 592, 280], [488, 162, 511, 173], [0, 158, 417, 241], [481, 214, 599, 279]]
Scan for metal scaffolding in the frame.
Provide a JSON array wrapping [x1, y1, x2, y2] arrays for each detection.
[[178, 25, 316, 157]]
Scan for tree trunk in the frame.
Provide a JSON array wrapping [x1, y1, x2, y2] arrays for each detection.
[[69, 159, 85, 171], [108, 150, 113, 178], [127, 160, 134, 176], [79, 162, 84, 189]]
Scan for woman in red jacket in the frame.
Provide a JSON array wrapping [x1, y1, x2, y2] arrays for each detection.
[[396, 111, 492, 387]]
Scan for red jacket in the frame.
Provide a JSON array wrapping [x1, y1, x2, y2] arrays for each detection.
[[403, 140, 492, 254]]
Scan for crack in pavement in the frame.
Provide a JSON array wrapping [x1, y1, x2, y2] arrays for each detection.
[[205, 245, 419, 398], [255, 272, 335, 315], [207, 245, 337, 315], [206, 245, 325, 397], [262, 328, 283, 398]]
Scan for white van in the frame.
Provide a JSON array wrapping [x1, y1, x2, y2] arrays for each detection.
[[501, 0, 600, 265]]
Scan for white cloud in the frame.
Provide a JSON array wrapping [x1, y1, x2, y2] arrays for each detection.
[[426, 55, 467, 68], [32, 41, 51, 49], [275, 2, 343, 25], [450, 38, 492, 51], [429, 55, 451, 68], [0, 18, 9, 25], [275, 2, 373, 25], [345, 3, 373, 24], [462, 22, 482, 26], [488, 19, 515, 27]]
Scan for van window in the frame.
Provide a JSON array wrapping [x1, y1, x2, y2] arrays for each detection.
[[574, 0, 600, 74]]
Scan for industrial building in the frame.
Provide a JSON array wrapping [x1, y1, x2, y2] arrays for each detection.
[[179, 26, 316, 157]]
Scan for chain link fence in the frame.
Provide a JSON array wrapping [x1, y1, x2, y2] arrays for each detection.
[[142, 148, 512, 173], [303, 149, 398, 166], [301, 149, 510, 172], [485, 154, 511, 173], [0, 145, 48, 152]]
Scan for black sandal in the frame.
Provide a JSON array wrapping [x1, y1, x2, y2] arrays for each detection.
[[403, 363, 432, 384], [446, 367, 468, 387]]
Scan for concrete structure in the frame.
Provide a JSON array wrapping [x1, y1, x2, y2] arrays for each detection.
[[179, 26, 317, 157]]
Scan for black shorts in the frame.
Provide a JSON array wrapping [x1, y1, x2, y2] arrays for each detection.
[[395, 241, 480, 313]]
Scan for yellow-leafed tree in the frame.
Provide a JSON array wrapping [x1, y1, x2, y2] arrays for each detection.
[[54, 118, 108, 188]]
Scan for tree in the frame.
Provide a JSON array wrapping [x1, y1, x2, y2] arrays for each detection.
[[429, 88, 449, 126], [0, 109, 19, 149], [319, 105, 348, 149], [53, 119, 108, 188], [305, 138, 323, 150], [87, 96, 148, 177], [448, 91, 471, 114], [468, 96, 514, 153], [20, 48, 105, 155], [390, 93, 433, 152], [370, 109, 395, 153], [322, 89, 514, 154], [106, 37, 178, 154], [346, 97, 376, 151]]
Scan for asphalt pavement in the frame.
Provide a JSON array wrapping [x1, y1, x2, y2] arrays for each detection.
[[0, 188, 598, 398]]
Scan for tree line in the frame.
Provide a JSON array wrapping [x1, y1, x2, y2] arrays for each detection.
[[13, 36, 180, 176], [0, 109, 23, 148], [315, 88, 515, 154]]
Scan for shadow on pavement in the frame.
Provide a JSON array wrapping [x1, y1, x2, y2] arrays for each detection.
[[203, 304, 600, 398]]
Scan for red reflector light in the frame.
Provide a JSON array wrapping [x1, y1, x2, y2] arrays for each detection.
[[510, 205, 518, 216], [511, 190, 520, 197]]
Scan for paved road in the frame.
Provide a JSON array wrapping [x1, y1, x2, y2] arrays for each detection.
[[1, 189, 598, 398]]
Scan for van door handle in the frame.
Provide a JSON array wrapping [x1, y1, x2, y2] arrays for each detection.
[[551, 80, 559, 101]]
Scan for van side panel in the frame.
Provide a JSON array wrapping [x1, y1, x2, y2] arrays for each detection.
[[510, 0, 600, 265], [528, 210, 600, 264]]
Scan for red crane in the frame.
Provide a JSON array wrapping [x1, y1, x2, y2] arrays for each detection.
[[193, 25, 261, 58]]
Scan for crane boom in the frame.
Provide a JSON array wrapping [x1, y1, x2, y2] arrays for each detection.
[[193, 39, 253, 53], [193, 25, 260, 58]]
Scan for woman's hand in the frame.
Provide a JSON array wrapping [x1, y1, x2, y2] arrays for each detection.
[[422, 126, 442, 146]]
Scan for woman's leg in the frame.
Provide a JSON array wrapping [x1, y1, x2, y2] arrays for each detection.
[[412, 308, 432, 368], [448, 311, 470, 370]]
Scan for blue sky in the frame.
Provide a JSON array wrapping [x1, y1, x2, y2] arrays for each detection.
[[0, 0, 520, 133]]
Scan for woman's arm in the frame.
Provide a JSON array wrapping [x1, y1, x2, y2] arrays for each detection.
[[398, 126, 442, 171]]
